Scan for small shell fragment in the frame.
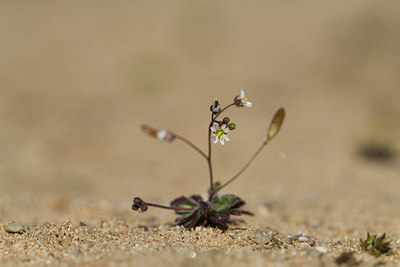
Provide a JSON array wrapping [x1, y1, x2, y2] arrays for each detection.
[[5, 222, 30, 234], [287, 231, 309, 242]]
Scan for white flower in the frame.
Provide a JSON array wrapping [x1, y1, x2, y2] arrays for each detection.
[[210, 124, 230, 145], [234, 89, 253, 107]]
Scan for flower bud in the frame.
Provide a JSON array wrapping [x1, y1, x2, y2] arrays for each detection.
[[210, 98, 221, 114], [228, 123, 236, 130], [233, 95, 242, 106], [222, 117, 230, 125]]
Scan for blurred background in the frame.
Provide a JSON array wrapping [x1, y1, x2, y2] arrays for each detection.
[[1, 1, 399, 237]]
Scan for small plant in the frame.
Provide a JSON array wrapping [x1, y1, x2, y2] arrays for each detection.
[[132, 89, 285, 229], [360, 233, 393, 257]]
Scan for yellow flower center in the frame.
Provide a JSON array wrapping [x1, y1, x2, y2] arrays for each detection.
[[216, 128, 225, 137]]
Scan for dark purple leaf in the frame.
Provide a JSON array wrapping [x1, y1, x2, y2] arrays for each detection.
[[175, 208, 199, 225], [199, 200, 212, 215], [209, 212, 229, 225], [229, 209, 254, 216], [170, 196, 199, 214], [189, 195, 203, 203]]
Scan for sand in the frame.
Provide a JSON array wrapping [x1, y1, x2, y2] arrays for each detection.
[[1, 218, 399, 266], [1, 192, 400, 266]]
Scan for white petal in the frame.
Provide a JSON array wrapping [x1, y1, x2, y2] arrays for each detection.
[[223, 127, 229, 133], [157, 130, 167, 140], [210, 125, 217, 132], [224, 135, 230, 142], [240, 89, 245, 98], [245, 101, 253, 107], [214, 137, 219, 144], [220, 138, 224, 145], [221, 124, 226, 130]]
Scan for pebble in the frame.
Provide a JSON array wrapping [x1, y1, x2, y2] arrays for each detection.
[[315, 246, 328, 253], [298, 236, 309, 242], [287, 231, 309, 242], [254, 232, 271, 245], [5, 222, 30, 233]]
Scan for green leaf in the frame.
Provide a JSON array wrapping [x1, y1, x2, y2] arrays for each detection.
[[170, 196, 198, 215], [266, 108, 285, 143], [366, 233, 376, 245], [381, 238, 392, 245], [214, 182, 221, 190], [211, 194, 243, 212]]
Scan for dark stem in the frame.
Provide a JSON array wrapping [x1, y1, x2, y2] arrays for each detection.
[[175, 135, 208, 160], [214, 103, 235, 120], [213, 140, 267, 195], [208, 102, 236, 201], [147, 202, 194, 211], [208, 113, 215, 194]]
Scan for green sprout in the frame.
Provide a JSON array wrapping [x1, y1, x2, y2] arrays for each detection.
[[132, 89, 285, 229], [360, 233, 393, 257]]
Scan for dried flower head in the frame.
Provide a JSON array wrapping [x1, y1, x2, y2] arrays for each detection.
[[141, 125, 175, 142], [131, 197, 148, 212]]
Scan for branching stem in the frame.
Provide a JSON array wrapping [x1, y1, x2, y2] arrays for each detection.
[[212, 140, 268, 196], [214, 103, 235, 120], [208, 112, 215, 193], [208, 102, 235, 200]]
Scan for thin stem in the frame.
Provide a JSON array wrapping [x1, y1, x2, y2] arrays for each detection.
[[208, 102, 236, 201], [175, 135, 208, 160], [147, 202, 194, 211], [208, 113, 214, 193], [214, 103, 235, 120], [213, 141, 267, 195]]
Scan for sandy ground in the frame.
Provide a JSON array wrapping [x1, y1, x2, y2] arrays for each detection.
[[1, 1, 400, 266]]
